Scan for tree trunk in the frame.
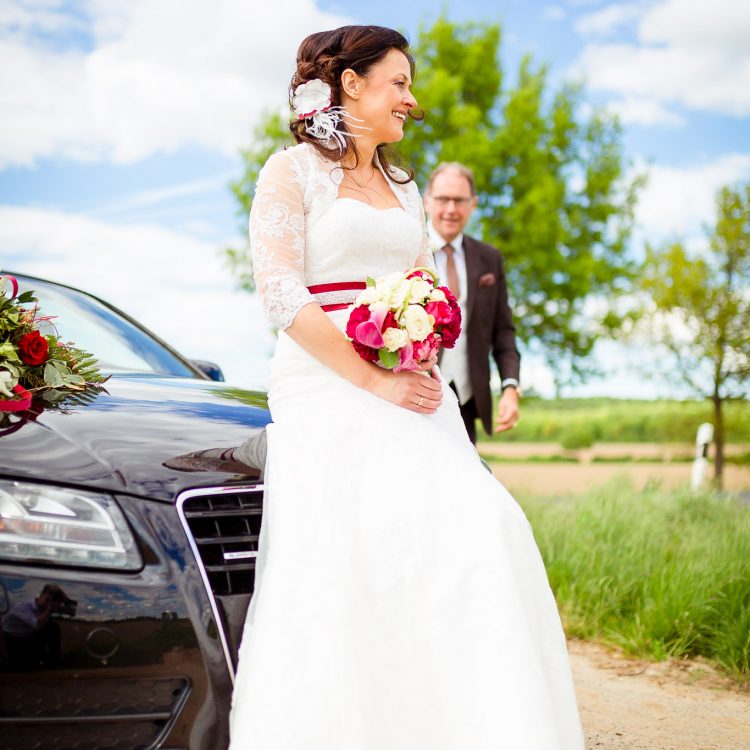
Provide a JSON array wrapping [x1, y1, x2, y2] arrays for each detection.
[[712, 390, 724, 490]]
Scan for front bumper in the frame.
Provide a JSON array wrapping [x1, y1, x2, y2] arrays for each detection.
[[0, 486, 262, 750]]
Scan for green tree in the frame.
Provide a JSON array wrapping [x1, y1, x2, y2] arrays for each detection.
[[639, 184, 750, 487], [225, 18, 642, 384]]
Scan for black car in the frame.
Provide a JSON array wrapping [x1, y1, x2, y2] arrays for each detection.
[[0, 273, 270, 750]]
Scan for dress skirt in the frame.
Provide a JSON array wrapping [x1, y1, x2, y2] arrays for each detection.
[[229, 311, 585, 749]]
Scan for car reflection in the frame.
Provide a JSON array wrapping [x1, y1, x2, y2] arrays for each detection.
[[163, 430, 268, 479], [1, 584, 74, 670]]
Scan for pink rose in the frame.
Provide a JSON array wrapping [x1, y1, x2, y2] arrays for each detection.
[[412, 333, 440, 363], [393, 341, 419, 373], [354, 303, 388, 349], [346, 305, 371, 340]]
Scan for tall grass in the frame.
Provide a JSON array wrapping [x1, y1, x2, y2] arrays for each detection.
[[520, 483, 750, 682], [484, 397, 750, 445]]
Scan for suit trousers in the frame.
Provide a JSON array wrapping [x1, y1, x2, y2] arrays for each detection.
[[449, 381, 479, 445]]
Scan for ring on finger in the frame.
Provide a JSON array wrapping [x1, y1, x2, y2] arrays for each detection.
[[418, 395, 424, 407]]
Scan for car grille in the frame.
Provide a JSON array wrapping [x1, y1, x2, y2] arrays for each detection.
[[0, 677, 189, 750], [179, 487, 263, 597]]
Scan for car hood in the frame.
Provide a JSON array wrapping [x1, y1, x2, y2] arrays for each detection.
[[0, 375, 271, 501]]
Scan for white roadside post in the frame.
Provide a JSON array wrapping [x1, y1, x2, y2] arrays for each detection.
[[691, 422, 714, 490]]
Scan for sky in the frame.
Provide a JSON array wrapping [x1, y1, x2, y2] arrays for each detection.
[[1, 0, 749, 398]]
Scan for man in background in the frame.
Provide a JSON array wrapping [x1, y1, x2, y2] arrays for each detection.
[[424, 162, 521, 444]]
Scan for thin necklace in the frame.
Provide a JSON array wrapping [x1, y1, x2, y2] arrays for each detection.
[[345, 166, 377, 189], [343, 166, 393, 205]]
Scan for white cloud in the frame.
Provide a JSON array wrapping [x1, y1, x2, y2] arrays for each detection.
[[574, 2, 641, 36], [0, 0, 349, 168], [0, 206, 276, 387], [570, 0, 750, 123], [86, 172, 237, 218], [608, 96, 685, 126], [634, 152, 750, 241]]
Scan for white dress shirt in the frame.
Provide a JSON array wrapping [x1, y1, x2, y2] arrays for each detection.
[[428, 222, 473, 405]]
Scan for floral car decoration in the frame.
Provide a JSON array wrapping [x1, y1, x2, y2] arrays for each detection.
[[0, 274, 108, 411]]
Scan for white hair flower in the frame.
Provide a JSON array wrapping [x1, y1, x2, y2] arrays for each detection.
[[291, 78, 370, 152], [292, 79, 333, 118]]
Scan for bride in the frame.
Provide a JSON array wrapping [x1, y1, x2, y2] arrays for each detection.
[[230, 24, 585, 749]]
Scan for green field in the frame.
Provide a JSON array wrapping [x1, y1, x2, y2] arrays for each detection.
[[520, 483, 750, 683], [484, 397, 750, 446]]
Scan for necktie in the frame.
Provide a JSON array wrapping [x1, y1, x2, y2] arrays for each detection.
[[443, 244, 460, 298]]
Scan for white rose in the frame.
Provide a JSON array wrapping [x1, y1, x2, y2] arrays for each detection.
[[389, 279, 412, 309], [382, 327, 409, 352], [374, 272, 405, 308], [408, 279, 432, 304], [429, 288, 447, 302], [376, 271, 404, 295], [356, 286, 382, 306], [292, 79, 332, 117], [401, 305, 434, 342]]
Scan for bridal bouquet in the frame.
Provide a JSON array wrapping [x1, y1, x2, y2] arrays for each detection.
[[0, 274, 108, 411], [346, 267, 461, 372]]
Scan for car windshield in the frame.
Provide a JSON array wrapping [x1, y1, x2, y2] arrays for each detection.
[[18, 277, 198, 378]]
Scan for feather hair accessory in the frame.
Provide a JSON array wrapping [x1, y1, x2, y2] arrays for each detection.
[[292, 79, 370, 151]]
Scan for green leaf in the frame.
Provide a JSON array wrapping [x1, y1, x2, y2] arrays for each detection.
[[378, 349, 399, 369], [16, 291, 36, 304], [0, 342, 20, 361], [366, 276, 376, 288], [44, 363, 64, 387]]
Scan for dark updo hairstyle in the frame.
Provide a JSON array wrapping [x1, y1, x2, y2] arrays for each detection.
[[289, 25, 421, 184]]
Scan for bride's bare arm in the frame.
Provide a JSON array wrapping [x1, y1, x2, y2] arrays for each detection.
[[249, 149, 441, 414]]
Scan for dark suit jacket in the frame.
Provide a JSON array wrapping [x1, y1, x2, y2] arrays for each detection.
[[458, 234, 520, 436]]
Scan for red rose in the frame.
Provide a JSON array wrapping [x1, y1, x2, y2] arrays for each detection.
[[345, 305, 371, 340], [18, 330, 49, 366], [425, 300, 453, 327], [439, 301, 462, 348], [406, 269, 432, 281], [382, 311, 399, 330], [441, 313, 462, 348], [438, 285, 457, 306], [352, 340, 379, 363]]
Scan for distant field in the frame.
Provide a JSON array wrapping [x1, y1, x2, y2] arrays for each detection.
[[482, 397, 750, 446]]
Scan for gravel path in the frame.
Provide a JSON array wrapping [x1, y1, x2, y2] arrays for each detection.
[[568, 640, 750, 749]]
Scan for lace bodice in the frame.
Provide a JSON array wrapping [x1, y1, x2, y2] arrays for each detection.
[[249, 142, 433, 330]]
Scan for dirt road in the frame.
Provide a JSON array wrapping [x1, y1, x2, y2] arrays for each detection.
[[569, 640, 750, 749]]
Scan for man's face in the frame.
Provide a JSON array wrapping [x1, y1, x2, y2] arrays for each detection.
[[424, 169, 478, 244]]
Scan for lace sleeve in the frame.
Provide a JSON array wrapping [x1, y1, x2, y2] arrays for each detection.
[[249, 150, 314, 330]]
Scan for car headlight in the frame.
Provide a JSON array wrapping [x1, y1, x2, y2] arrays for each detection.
[[0, 480, 141, 570]]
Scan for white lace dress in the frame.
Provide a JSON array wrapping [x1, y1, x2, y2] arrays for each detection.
[[229, 142, 585, 749]]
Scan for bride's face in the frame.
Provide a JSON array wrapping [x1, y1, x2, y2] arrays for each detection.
[[341, 49, 417, 144]]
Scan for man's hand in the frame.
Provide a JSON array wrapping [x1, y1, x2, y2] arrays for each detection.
[[494, 388, 520, 433]]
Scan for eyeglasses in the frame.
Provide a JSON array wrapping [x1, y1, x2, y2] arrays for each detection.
[[431, 196, 474, 207]]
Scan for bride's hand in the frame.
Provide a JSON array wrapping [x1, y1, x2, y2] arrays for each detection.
[[415, 354, 439, 373], [369, 366, 443, 414]]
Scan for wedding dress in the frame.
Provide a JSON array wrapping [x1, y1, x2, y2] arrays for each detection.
[[229, 142, 585, 749]]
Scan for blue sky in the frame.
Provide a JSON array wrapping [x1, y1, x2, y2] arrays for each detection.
[[2, 0, 749, 397]]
